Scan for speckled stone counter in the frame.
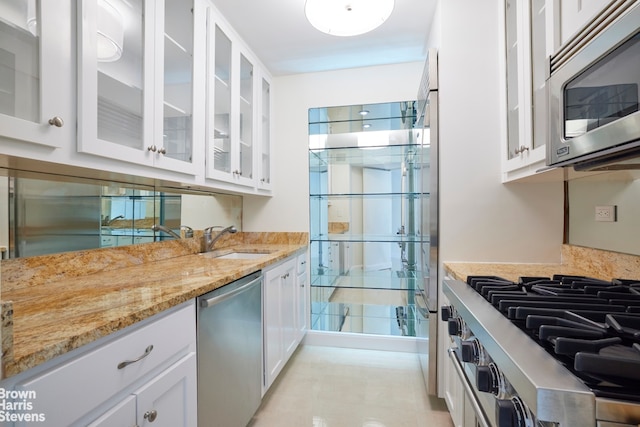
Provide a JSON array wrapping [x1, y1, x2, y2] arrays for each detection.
[[0, 232, 308, 378], [444, 244, 640, 283]]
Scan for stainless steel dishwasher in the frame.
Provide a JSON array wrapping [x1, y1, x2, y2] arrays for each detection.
[[197, 271, 262, 427]]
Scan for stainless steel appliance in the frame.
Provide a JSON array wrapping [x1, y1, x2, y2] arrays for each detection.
[[547, 0, 640, 170], [443, 275, 640, 426], [415, 47, 439, 395], [197, 271, 263, 427]]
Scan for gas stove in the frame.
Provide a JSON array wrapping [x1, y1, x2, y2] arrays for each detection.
[[443, 274, 640, 427]]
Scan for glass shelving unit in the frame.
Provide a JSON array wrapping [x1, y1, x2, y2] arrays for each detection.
[[308, 101, 428, 337]]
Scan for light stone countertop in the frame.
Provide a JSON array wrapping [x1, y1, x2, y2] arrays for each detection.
[[444, 245, 640, 284], [0, 232, 308, 378]]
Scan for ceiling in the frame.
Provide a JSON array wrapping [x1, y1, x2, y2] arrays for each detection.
[[210, 0, 438, 76]]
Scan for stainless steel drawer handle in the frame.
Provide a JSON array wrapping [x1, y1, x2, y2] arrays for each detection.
[[117, 345, 154, 369], [144, 410, 157, 422]]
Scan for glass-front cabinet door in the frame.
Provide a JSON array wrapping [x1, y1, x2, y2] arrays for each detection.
[[78, 0, 196, 174], [157, 0, 194, 167], [206, 7, 263, 190], [209, 23, 232, 177], [238, 53, 254, 183], [0, 0, 72, 148], [258, 75, 272, 190]]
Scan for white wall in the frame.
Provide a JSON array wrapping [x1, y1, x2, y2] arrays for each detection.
[[245, 0, 564, 265], [438, 0, 563, 264], [243, 62, 424, 232]]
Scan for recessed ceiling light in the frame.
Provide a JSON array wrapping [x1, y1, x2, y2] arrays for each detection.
[[305, 0, 395, 37]]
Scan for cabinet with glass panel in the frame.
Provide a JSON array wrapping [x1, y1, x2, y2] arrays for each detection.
[[206, 5, 272, 192], [77, 0, 204, 175], [308, 102, 428, 337], [502, 0, 559, 181], [0, 0, 73, 149]]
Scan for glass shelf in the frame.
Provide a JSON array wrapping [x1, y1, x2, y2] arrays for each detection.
[[311, 300, 417, 336], [310, 234, 427, 243], [310, 268, 424, 290], [309, 144, 428, 168], [308, 101, 425, 338]]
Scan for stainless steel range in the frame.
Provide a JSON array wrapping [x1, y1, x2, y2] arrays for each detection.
[[443, 275, 640, 427]]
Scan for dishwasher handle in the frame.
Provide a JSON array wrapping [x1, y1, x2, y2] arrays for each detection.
[[200, 273, 262, 308]]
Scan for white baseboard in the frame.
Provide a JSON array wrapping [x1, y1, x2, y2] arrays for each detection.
[[302, 330, 418, 353]]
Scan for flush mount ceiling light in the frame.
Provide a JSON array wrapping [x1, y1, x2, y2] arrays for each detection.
[[305, 0, 395, 37], [97, 0, 124, 62]]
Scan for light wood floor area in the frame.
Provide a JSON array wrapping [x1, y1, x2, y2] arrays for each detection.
[[250, 345, 454, 427]]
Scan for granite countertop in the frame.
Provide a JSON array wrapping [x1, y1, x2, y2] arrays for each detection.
[[443, 262, 584, 283], [444, 245, 640, 284], [1, 232, 308, 378]]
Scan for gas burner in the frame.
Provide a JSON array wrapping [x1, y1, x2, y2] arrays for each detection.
[[444, 275, 640, 427]]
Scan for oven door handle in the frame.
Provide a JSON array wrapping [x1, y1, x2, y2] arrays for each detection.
[[448, 348, 492, 427]]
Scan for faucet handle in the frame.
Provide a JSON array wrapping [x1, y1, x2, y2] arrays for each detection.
[[181, 225, 194, 238]]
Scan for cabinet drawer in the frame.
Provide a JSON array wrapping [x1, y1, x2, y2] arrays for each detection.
[[14, 302, 196, 427], [297, 252, 307, 275]]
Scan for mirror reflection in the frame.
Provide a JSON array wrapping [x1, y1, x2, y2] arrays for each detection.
[[567, 168, 640, 256], [0, 169, 242, 259]]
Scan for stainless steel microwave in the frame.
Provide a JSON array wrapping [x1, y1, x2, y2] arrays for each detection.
[[547, 1, 640, 170]]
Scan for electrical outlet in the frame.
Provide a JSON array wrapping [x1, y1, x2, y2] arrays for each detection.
[[595, 205, 616, 222]]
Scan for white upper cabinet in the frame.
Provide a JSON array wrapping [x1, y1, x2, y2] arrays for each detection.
[[257, 71, 273, 191], [205, 5, 273, 193], [78, 0, 204, 176], [0, 0, 73, 148], [559, 0, 613, 45], [502, 0, 559, 181]]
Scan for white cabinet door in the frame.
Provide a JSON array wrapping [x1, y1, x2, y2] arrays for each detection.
[[297, 271, 308, 342], [0, 0, 73, 148], [205, 5, 273, 193], [87, 395, 137, 427], [78, 0, 199, 175], [502, 0, 554, 181], [560, 0, 612, 44], [263, 256, 299, 392], [134, 353, 197, 427], [296, 252, 308, 342], [205, 12, 255, 188], [263, 262, 284, 391], [256, 71, 273, 192], [281, 260, 297, 360], [444, 350, 464, 427]]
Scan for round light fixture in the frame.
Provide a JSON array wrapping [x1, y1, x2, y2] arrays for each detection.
[[305, 0, 395, 37]]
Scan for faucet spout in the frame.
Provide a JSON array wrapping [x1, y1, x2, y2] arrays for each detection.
[[152, 224, 183, 240], [204, 225, 238, 251]]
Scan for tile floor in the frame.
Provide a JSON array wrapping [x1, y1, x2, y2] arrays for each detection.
[[250, 345, 454, 427]]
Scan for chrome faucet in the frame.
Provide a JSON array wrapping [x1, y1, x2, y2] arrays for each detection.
[[204, 225, 237, 251], [152, 224, 183, 240]]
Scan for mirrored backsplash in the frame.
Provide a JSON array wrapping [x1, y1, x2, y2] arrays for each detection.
[[0, 169, 242, 259], [567, 168, 640, 256]]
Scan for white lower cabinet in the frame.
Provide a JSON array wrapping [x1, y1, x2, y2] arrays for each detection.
[[132, 353, 197, 427], [87, 395, 137, 427], [2, 302, 196, 427], [263, 251, 307, 393], [89, 339, 197, 427]]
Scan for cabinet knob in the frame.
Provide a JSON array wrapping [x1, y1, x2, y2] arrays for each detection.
[[144, 410, 158, 422], [158, 147, 167, 154], [147, 145, 157, 152], [514, 145, 530, 155], [48, 116, 64, 127]]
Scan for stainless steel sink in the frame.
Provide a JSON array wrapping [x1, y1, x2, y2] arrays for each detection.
[[200, 251, 272, 260]]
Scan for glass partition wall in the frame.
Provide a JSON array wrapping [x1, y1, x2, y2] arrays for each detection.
[[309, 101, 427, 337]]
